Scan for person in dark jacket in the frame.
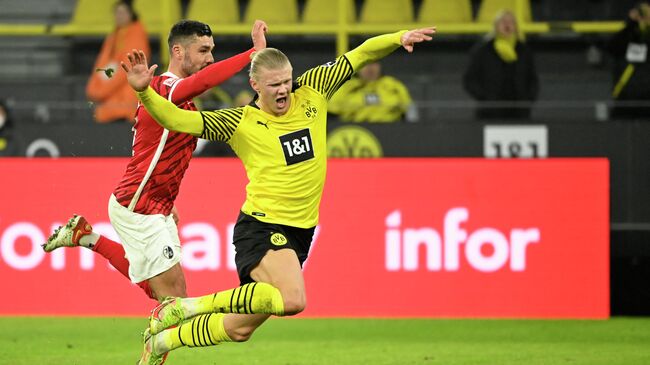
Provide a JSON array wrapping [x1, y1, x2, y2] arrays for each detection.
[[463, 10, 539, 119], [607, 1, 650, 120], [0, 99, 21, 157]]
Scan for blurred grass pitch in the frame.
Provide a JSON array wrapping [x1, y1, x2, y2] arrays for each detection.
[[0, 317, 648, 365]]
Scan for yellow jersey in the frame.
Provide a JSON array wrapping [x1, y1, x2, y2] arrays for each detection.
[[137, 31, 406, 228], [202, 57, 353, 228]]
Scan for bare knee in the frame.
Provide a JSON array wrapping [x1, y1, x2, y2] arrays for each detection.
[[282, 291, 306, 315], [227, 325, 257, 342]]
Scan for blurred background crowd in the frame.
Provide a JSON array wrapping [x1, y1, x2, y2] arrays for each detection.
[[0, 0, 648, 156]]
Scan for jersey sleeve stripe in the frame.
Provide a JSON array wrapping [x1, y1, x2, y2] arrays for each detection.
[[315, 67, 326, 93], [200, 108, 243, 142], [204, 113, 230, 141], [297, 55, 354, 100], [221, 108, 242, 121], [325, 57, 354, 99], [201, 113, 222, 141]]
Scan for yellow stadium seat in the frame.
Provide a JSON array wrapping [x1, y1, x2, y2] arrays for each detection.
[[186, 0, 240, 25], [244, 0, 298, 24], [134, 0, 182, 33], [418, 0, 472, 23], [477, 0, 532, 23], [360, 0, 414, 24], [303, 0, 355, 24], [0, 24, 48, 36], [51, 0, 114, 35]]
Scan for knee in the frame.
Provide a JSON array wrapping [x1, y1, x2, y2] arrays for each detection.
[[227, 326, 256, 342], [282, 292, 306, 315]]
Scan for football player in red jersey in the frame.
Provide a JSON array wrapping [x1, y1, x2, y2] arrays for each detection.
[[43, 20, 268, 302]]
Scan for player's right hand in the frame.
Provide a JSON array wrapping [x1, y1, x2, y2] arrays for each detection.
[[252, 20, 268, 52], [121, 49, 157, 92], [400, 26, 436, 53]]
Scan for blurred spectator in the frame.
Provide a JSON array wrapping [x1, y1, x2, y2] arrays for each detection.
[[86, 0, 150, 123], [194, 86, 233, 111], [0, 99, 21, 157], [607, 1, 650, 119], [329, 61, 417, 123], [463, 10, 539, 119], [233, 90, 254, 107]]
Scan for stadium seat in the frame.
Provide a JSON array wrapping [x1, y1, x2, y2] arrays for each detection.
[[0, 24, 48, 35], [476, 0, 532, 23], [186, 0, 240, 25], [51, 0, 115, 35], [134, 0, 182, 34], [244, 0, 298, 24], [302, 0, 356, 24], [0, 0, 72, 25], [417, 0, 472, 23], [359, 0, 414, 24]]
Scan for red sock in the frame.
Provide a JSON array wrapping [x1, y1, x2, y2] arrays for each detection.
[[93, 236, 130, 278], [93, 235, 155, 300]]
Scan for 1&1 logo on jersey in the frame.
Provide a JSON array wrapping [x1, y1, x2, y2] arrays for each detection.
[[279, 128, 314, 165]]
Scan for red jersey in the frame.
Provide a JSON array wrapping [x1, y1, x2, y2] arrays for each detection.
[[113, 48, 255, 215]]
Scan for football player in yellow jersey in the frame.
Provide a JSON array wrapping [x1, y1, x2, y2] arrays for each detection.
[[123, 25, 435, 364]]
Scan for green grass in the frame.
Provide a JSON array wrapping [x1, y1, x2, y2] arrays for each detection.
[[0, 317, 648, 365]]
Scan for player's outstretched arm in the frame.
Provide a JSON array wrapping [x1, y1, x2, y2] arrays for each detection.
[[137, 84, 242, 142], [122, 49, 204, 136], [136, 87, 204, 136], [345, 26, 436, 71], [168, 20, 268, 104]]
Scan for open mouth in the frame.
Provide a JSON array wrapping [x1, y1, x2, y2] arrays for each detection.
[[276, 96, 287, 108]]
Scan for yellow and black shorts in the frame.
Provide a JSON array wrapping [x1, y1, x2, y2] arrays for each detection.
[[232, 211, 315, 285]]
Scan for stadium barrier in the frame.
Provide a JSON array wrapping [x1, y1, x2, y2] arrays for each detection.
[[9, 119, 648, 226], [0, 158, 609, 318]]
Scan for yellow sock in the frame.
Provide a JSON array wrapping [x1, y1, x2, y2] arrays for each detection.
[[183, 282, 284, 317], [165, 313, 231, 350]]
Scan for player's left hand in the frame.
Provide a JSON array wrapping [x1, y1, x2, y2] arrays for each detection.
[[171, 205, 180, 225], [400, 26, 436, 53], [121, 49, 157, 92], [252, 20, 268, 51]]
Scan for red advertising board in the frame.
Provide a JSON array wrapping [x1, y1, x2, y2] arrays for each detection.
[[0, 158, 609, 318]]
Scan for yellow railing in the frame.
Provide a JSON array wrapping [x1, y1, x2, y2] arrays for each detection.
[[0, 0, 626, 57]]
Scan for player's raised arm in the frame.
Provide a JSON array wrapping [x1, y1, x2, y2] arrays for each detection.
[[169, 20, 268, 104], [138, 88, 206, 136], [296, 27, 435, 100], [345, 27, 436, 71], [251, 19, 268, 51], [122, 49, 204, 136]]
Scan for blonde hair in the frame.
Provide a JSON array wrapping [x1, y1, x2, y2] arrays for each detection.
[[249, 48, 291, 80], [490, 9, 523, 40]]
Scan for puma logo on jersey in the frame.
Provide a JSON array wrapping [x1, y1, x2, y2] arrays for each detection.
[[257, 121, 269, 129]]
